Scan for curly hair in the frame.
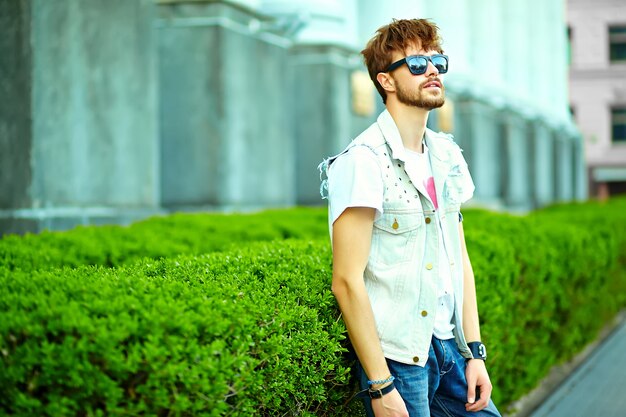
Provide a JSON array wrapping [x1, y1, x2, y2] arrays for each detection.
[[361, 19, 444, 103]]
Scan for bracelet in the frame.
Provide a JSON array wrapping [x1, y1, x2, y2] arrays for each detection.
[[368, 381, 396, 399], [367, 374, 395, 386]]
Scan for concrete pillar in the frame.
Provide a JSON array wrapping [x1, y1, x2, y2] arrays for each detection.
[[529, 121, 555, 208], [157, 1, 294, 209], [288, 45, 376, 204], [0, 0, 159, 235], [259, 0, 376, 204], [456, 100, 503, 208], [502, 112, 531, 211], [554, 133, 574, 202], [0, 0, 32, 220]]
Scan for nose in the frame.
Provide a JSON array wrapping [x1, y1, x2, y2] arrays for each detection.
[[426, 58, 439, 76]]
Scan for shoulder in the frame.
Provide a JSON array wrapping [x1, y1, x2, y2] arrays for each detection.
[[427, 129, 467, 163], [331, 144, 382, 176], [318, 122, 385, 199], [324, 122, 387, 172], [427, 129, 460, 149]]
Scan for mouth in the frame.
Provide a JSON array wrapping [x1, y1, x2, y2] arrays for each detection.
[[422, 80, 442, 89]]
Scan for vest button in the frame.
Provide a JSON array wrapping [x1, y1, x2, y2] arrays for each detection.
[[425, 263, 433, 270], [421, 310, 428, 317], [413, 356, 420, 363], [425, 217, 431, 224]]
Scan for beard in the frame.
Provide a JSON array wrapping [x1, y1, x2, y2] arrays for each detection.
[[395, 78, 445, 110]]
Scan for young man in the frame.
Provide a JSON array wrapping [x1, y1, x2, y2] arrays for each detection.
[[318, 19, 502, 417]]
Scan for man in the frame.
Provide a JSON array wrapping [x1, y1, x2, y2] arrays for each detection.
[[318, 19, 502, 417]]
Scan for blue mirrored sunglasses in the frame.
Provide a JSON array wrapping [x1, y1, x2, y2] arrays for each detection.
[[386, 54, 449, 75]]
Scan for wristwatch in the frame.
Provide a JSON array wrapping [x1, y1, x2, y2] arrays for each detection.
[[467, 341, 487, 361], [368, 381, 396, 399]]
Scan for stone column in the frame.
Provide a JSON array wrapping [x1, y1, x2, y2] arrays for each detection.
[[554, 132, 574, 202], [259, 0, 376, 204], [529, 120, 555, 208], [288, 45, 376, 204], [0, 0, 33, 232], [157, 1, 294, 209], [0, 0, 159, 235], [455, 99, 503, 208], [502, 112, 531, 211]]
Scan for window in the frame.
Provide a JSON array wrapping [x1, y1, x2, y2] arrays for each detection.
[[609, 26, 626, 62], [612, 108, 626, 143], [567, 26, 573, 65]]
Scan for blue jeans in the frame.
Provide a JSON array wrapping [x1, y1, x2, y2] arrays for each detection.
[[356, 337, 502, 417]]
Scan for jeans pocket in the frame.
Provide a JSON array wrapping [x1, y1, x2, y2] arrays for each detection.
[[438, 339, 456, 376]]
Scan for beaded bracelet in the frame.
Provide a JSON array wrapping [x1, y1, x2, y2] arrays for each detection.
[[367, 374, 395, 386]]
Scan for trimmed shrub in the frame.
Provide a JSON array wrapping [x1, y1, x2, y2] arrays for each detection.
[[0, 208, 329, 273], [0, 240, 362, 417], [463, 198, 626, 406], [1, 198, 625, 415]]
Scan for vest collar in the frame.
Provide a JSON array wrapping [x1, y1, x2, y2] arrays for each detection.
[[376, 109, 450, 163]]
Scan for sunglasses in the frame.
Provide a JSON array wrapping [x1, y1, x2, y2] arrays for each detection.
[[386, 54, 449, 75]]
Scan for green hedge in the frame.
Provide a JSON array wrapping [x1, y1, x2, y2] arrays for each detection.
[[0, 207, 328, 273], [463, 198, 626, 406], [0, 241, 360, 417], [1, 198, 625, 415]]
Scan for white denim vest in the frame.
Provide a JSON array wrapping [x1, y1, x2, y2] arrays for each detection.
[[319, 110, 475, 366]]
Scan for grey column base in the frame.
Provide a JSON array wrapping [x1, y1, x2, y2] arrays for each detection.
[[0, 207, 165, 236]]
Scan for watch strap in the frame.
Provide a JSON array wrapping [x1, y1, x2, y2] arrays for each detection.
[[467, 341, 487, 361]]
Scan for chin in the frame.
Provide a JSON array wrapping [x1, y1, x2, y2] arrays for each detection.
[[424, 99, 445, 110]]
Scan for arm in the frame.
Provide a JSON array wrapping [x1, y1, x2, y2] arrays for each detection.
[[332, 207, 408, 417], [460, 221, 481, 344], [459, 221, 494, 412]]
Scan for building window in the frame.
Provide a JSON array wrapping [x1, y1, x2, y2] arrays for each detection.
[[612, 108, 626, 143], [567, 26, 573, 65], [609, 26, 626, 62]]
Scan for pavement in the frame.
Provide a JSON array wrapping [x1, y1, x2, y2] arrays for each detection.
[[527, 318, 626, 417]]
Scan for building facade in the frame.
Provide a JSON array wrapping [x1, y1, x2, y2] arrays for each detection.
[[567, 0, 626, 198], [0, 0, 584, 235]]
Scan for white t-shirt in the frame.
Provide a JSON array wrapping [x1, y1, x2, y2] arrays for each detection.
[[328, 146, 384, 226], [404, 146, 455, 340], [328, 144, 455, 340]]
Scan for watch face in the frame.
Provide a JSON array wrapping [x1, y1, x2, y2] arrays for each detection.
[[478, 344, 486, 358], [469, 342, 487, 360]]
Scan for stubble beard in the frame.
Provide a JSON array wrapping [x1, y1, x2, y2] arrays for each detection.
[[395, 79, 445, 110]]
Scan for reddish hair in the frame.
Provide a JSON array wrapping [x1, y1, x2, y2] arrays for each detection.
[[361, 19, 444, 103]]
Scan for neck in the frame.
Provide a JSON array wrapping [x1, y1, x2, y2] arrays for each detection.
[[386, 99, 430, 153]]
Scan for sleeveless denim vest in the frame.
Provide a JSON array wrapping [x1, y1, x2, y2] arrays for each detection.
[[318, 110, 475, 366]]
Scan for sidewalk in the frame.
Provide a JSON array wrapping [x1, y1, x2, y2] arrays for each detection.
[[528, 318, 626, 417]]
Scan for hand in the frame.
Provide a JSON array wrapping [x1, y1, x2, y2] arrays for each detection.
[[465, 359, 493, 412], [371, 388, 409, 417]]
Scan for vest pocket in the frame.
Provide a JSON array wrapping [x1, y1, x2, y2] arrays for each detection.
[[370, 211, 423, 265]]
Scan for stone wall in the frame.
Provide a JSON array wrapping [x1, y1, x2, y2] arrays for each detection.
[[0, 0, 160, 235], [0, 0, 586, 235]]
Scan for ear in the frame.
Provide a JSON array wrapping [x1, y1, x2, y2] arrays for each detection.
[[376, 72, 395, 94]]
